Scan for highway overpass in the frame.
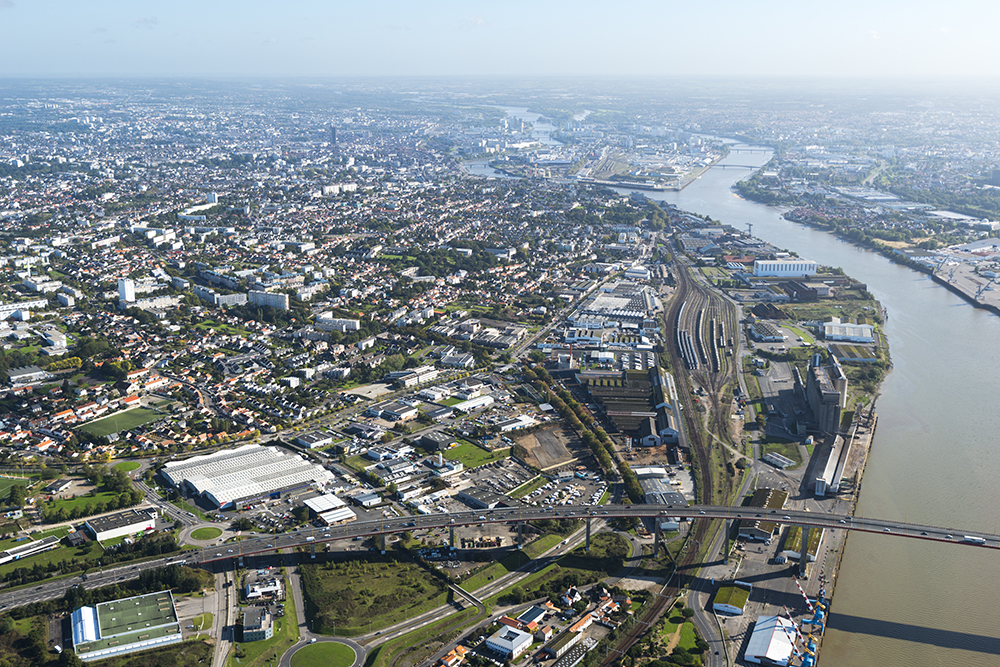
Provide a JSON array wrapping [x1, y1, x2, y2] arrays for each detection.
[[189, 503, 1000, 564]]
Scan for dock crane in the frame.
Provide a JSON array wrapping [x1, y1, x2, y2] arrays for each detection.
[[975, 277, 996, 300]]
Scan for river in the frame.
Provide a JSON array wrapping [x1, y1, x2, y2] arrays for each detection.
[[625, 147, 1000, 666]]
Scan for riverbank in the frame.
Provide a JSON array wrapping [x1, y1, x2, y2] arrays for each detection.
[[816, 406, 878, 666]]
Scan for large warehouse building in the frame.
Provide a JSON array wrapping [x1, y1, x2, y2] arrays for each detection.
[[743, 615, 796, 666], [161, 444, 335, 509], [84, 508, 158, 542], [71, 590, 182, 662]]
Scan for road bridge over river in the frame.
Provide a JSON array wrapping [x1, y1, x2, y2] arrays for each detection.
[[189, 503, 999, 564], [3, 503, 995, 612]]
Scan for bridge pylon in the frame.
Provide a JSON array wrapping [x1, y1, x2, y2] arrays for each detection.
[[586, 517, 591, 552]]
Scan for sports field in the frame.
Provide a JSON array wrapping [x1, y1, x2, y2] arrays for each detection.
[[78, 408, 163, 437], [0, 477, 28, 500]]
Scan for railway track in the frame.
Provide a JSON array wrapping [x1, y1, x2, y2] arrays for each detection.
[[597, 243, 741, 667]]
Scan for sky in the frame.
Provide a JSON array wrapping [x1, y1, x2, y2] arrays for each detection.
[[0, 0, 998, 79]]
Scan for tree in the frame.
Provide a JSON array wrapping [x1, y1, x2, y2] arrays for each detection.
[[7, 483, 26, 507], [680, 607, 695, 620]]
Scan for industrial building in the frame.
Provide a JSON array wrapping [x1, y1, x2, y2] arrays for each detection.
[[822, 319, 875, 343], [781, 525, 825, 562], [485, 627, 533, 660], [712, 583, 751, 616], [242, 606, 273, 641], [0, 535, 60, 566], [84, 508, 158, 542], [457, 486, 509, 510], [737, 489, 789, 541], [303, 493, 357, 525], [160, 444, 335, 509], [71, 591, 182, 662], [806, 354, 848, 433], [752, 258, 818, 277], [295, 430, 335, 449], [743, 615, 796, 666]]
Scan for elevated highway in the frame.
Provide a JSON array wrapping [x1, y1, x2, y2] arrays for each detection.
[[189, 503, 1000, 564], [3, 503, 996, 613]]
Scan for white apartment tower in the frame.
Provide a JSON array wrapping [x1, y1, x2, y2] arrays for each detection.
[[118, 278, 136, 303]]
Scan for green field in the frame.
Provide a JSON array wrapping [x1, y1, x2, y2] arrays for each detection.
[[192, 612, 213, 631], [40, 489, 121, 516], [191, 527, 223, 541], [443, 443, 510, 468], [462, 534, 566, 592], [438, 397, 463, 407], [301, 554, 449, 635], [115, 461, 141, 472], [0, 477, 29, 499], [290, 642, 356, 667], [78, 407, 163, 437], [761, 439, 803, 468]]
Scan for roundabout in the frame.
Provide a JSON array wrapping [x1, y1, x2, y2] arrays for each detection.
[[282, 637, 365, 667], [190, 526, 223, 541], [290, 641, 357, 667]]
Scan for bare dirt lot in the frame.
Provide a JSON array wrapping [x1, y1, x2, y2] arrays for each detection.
[[515, 425, 585, 470]]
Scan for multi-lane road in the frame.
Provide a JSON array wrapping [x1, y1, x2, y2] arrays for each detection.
[[4, 502, 996, 613]]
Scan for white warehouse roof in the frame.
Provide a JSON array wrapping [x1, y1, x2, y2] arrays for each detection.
[[744, 615, 796, 666], [162, 444, 334, 508]]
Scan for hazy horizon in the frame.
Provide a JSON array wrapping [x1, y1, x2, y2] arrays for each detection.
[[1, 0, 997, 80]]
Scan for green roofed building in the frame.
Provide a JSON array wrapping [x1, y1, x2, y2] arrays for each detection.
[[712, 583, 751, 616], [71, 590, 182, 662], [781, 525, 825, 562], [736, 488, 789, 541]]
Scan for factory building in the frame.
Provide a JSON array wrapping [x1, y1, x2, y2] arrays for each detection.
[[71, 591, 181, 662], [752, 258, 818, 278], [84, 508, 158, 542], [806, 353, 848, 433], [743, 615, 796, 666], [161, 444, 335, 509]]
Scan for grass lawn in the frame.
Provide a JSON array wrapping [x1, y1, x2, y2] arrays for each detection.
[[660, 614, 701, 652], [171, 498, 213, 521], [192, 612, 214, 631], [195, 320, 250, 336], [290, 642, 356, 667], [115, 461, 141, 472], [0, 538, 103, 580], [761, 439, 803, 468], [302, 554, 450, 635], [443, 443, 510, 468], [191, 527, 223, 541], [78, 407, 163, 437], [438, 397, 463, 407], [40, 489, 120, 516], [343, 455, 370, 473], [463, 533, 564, 592], [228, 575, 299, 667]]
